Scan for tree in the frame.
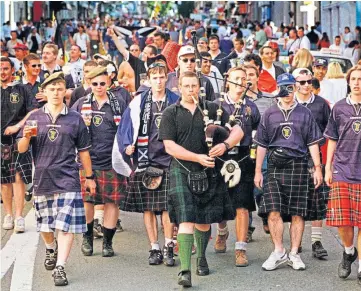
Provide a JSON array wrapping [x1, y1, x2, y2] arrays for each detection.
[[177, 1, 195, 18]]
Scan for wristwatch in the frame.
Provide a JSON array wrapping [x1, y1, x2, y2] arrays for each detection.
[[223, 142, 230, 150], [86, 174, 95, 180]]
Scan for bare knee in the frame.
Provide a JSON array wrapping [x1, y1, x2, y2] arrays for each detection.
[[236, 208, 249, 216], [268, 212, 281, 223], [178, 222, 195, 234], [291, 216, 304, 223]]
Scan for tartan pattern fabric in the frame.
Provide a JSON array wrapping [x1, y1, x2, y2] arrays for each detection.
[[1, 143, 32, 184], [34, 192, 86, 233], [168, 164, 235, 224], [258, 159, 309, 218], [326, 182, 361, 227], [119, 171, 169, 213], [80, 169, 127, 205]]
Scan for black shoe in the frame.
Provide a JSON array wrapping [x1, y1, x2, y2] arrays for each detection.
[[178, 270, 192, 287], [163, 242, 175, 266], [52, 265, 68, 286], [25, 187, 33, 202], [312, 241, 328, 259], [196, 257, 210, 276], [358, 272, 361, 285], [44, 247, 58, 270], [102, 238, 115, 257], [298, 246, 303, 253], [81, 234, 93, 256], [116, 219, 123, 232], [338, 248, 358, 279], [93, 219, 103, 238], [148, 249, 163, 265]]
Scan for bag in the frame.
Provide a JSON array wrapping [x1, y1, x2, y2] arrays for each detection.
[[1, 144, 12, 161], [142, 166, 164, 190], [187, 170, 209, 195], [269, 148, 295, 168]]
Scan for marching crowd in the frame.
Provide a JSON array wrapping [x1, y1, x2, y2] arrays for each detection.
[[1, 15, 361, 289]]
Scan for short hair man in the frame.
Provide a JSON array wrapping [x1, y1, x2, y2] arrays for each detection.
[[129, 44, 141, 58], [324, 65, 361, 286], [208, 34, 230, 75], [40, 43, 62, 81], [329, 35, 344, 54], [17, 72, 96, 286], [200, 51, 223, 97], [23, 53, 42, 107], [254, 73, 323, 271], [153, 31, 166, 54], [313, 58, 334, 102]]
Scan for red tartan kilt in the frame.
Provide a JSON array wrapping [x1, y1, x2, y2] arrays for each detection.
[[79, 169, 127, 205], [326, 182, 361, 227]]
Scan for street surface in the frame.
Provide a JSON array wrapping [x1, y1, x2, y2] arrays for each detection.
[[1, 202, 360, 291]]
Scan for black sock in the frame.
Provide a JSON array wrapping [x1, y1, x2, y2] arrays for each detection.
[[103, 227, 116, 242], [86, 220, 94, 236]]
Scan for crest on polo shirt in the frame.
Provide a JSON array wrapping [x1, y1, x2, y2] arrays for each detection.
[[48, 128, 59, 142], [352, 120, 361, 134], [93, 115, 103, 127], [10, 93, 20, 103], [155, 115, 162, 129], [282, 126, 292, 139]]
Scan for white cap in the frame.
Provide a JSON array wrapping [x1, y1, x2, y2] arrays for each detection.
[[177, 45, 195, 59], [292, 68, 312, 79]]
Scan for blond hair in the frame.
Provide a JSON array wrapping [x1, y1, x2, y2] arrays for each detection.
[[292, 48, 313, 69], [326, 62, 345, 79], [346, 65, 361, 83]]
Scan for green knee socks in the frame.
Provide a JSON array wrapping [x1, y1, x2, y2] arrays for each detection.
[[194, 227, 211, 258], [177, 233, 194, 272]]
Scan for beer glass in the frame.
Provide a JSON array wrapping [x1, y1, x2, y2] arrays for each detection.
[[26, 120, 38, 136]]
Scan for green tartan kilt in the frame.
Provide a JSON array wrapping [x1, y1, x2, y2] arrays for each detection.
[[168, 163, 235, 224]]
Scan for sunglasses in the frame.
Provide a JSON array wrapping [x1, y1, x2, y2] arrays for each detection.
[[130, 49, 139, 52], [181, 58, 196, 63], [148, 62, 166, 70], [280, 85, 295, 94], [91, 82, 107, 87], [297, 80, 312, 85], [31, 64, 42, 68]]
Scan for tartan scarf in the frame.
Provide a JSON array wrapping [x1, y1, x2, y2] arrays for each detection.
[[81, 91, 122, 126], [137, 90, 152, 169]]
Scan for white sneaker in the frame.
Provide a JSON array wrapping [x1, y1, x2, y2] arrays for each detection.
[[288, 252, 306, 270], [14, 217, 25, 233], [3, 214, 14, 230], [262, 250, 288, 271]]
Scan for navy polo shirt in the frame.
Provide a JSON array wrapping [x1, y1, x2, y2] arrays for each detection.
[[254, 102, 323, 157], [18, 105, 91, 196], [72, 94, 126, 170], [214, 96, 260, 147], [324, 97, 361, 183]]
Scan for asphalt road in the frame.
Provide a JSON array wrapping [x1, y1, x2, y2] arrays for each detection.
[[1, 204, 361, 291]]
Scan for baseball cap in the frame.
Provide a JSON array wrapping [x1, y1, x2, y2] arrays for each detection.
[[277, 73, 296, 86], [313, 58, 328, 67], [93, 53, 111, 61], [198, 37, 208, 44], [292, 68, 312, 79], [13, 43, 29, 50], [178, 45, 195, 59]]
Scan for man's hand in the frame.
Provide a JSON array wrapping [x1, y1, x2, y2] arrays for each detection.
[[313, 168, 323, 189], [254, 171, 263, 189], [197, 154, 215, 168], [125, 145, 135, 156], [84, 178, 96, 195], [35, 91, 47, 103], [4, 125, 20, 135], [22, 125, 32, 139], [209, 143, 226, 158], [324, 166, 333, 187]]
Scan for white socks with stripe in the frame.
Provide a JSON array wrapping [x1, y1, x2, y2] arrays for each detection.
[[311, 227, 322, 243], [217, 225, 229, 236], [45, 240, 57, 251], [151, 242, 160, 250], [235, 241, 247, 251]]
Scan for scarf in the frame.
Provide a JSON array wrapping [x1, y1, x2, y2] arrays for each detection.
[[81, 91, 122, 126], [136, 90, 152, 169]]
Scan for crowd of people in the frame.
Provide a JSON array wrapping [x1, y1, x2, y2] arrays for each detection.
[[1, 15, 361, 289]]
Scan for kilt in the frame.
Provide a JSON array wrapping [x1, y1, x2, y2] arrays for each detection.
[[1, 141, 32, 184], [258, 158, 309, 218], [119, 171, 169, 213], [168, 163, 235, 224], [34, 192, 86, 233], [229, 181, 256, 212], [80, 169, 126, 205], [326, 182, 361, 228]]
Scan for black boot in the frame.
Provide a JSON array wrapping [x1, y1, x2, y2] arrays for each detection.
[[338, 248, 358, 279], [102, 227, 116, 257], [81, 221, 94, 256], [196, 257, 209, 276], [178, 271, 192, 287]]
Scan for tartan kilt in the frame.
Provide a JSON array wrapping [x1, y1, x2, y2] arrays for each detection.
[[326, 182, 361, 228], [119, 171, 169, 213], [258, 158, 309, 218], [1, 142, 32, 184], [168, 163, 235, 225], [33, 192, 86, 233], [80, 169, 127, 205]]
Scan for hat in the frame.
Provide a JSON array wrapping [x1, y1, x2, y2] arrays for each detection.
[[313, 58, 328, 67], [41, 72, 65, 89], [198, 37, 208, 44], [178, 45, 195, 59], [86, 66, 107, 80], [13, 43, 29, 50], [277, 73, 296, 86], [292, 68, 313, 79], [93, 53, 111, 61], [147, 54, 168, 69]]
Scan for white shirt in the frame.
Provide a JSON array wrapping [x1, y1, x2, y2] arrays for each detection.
[[206, 65, 223, 94], [299, 36, 311, 50], [73, 33, 89, 53], [329, 44, 344, 54], [344, 47, 360, 64], [319, 79, 334, 103], [262, 63, 276, 79], [68, 59, 86, 86], [326, 78, 348, 106]]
